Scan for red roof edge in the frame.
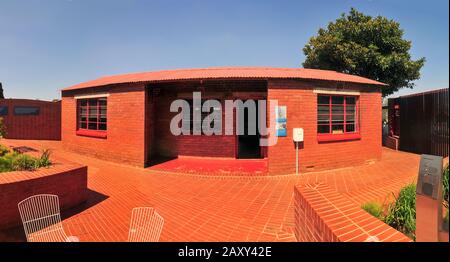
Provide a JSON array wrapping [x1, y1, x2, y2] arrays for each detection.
[[62, 67, 387, 91]]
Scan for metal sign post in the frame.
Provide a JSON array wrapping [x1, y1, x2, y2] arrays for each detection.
[[416, 154, 443, 242], [293, 128, 304, 176], [295, 142, 299, 175]]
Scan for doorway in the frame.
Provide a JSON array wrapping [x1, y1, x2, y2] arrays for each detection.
[[237, 101, 262, 159]]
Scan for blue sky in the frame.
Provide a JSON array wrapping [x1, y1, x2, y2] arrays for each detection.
[[0, 0, 448, 100]]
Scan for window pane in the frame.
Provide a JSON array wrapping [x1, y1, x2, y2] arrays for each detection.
[[318, 114, 330, 122], [89, 107, 98, 116], [346, 105, 356, 114], [332, 125, 344, 134], [317, 95, 359, 135], [332, 114, 344, 122], [346, 114, 355, 122], [346, 97, 356, 105], [14, 106, 40, 115], [346, 124, 355, 132], [318, 125, 330, 134], [331, 96, 344, 104], [100, 106, 106, 115], [332, 105, 344, 115], [78, 98, 107, 131], [0, 106, 8, 116], [318, 105, 329, 114], [99, 98, 107, 106], [318, 96, 330, 104]]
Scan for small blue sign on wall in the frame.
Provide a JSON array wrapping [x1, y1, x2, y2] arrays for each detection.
[[275, 106, 287, 137]]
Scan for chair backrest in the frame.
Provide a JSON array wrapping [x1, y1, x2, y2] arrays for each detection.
[[18, 194, 67, 242], [128, 207, 164, 242]]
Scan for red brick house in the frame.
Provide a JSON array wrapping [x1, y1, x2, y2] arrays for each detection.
[[61, 67, 385, 175]]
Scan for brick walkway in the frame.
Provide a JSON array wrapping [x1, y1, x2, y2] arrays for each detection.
[[0, 139, 420, 242]]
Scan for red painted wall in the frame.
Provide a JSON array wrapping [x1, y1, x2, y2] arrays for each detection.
[[0, 164, 87, 230], [61, 84, 148, 167], [61, 79, 381, 174], [267, 79, 382, 174], [152, 92, 236, 159], [0, 99, 61, 140]]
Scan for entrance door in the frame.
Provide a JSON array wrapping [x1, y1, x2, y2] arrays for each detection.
[[237, 101, 261, 159]]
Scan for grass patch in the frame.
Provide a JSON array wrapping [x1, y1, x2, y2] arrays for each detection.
[[443, 164, 449, 209], [362, 184, 416, 240], [361, 202, 383, 219], [384, 184, 416, 240]]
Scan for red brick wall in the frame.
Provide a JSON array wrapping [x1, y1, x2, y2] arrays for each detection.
[[61, 84, 148, 167], [267, 80, 382, 174], [61, 79, 381, 172], [0, 164, 88, 230], [0, 99, 61, 140], [294, 183, 410, 242], [152, 93, 237, 158]]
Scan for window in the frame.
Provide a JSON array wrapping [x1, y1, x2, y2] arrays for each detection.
[[317, 95, 360, 141], [14, 106, 40, 115], [183, 100, 221, 135], [0, 106, 8, 116], [77, 98, 107, 138]]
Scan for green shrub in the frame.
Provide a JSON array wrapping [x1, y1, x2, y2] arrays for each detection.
[[0, 144, 10, 156], [443, 164, 449, 209], [0, 146, 52, 172], [0, 117, 7, 138], [362, 202, 384, 219], [0, 157, 13, 172], [11, 154, 39, 171], [38, 149, 52, 168], [383, 184, 416, 240]]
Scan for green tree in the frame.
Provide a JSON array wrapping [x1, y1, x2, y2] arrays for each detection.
[[0, 117, 6, 138], [302, 8, 425, 96]]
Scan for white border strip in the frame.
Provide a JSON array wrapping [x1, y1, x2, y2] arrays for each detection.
[[74, 93, 110, 99], [313, 88, 360, 96]]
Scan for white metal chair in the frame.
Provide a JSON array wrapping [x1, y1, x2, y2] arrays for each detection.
[[18, 194, 78, 242], [128, 207, 164, 242]]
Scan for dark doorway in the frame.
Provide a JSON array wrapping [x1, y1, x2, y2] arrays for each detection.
[[237, 101, 262, 159]]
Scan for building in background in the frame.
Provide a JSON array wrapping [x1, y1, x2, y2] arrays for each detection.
[[386, 88, 449, 157], [0, 99, 61, 140]]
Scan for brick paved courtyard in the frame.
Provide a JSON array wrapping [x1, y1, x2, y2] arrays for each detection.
[[0, 139, 420, 242]]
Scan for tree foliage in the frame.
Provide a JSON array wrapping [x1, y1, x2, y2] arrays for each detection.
[[0, 82, 4, 99], [303, 8, 425, 96], [0, 117, 6, 138]]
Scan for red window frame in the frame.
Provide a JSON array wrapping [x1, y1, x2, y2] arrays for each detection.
[[76, 98, 107, 138], [317, 95, 361, 142]]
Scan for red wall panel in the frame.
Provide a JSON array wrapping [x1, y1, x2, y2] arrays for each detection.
[[267, 79, 382, 174], [0, 99, 61, 140]]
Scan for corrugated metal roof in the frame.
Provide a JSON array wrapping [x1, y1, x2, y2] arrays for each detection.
[[62, 67, 387, 91]]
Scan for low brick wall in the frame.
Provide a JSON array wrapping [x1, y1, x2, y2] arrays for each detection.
[[0, 163, 88, 230], [294, 183, 411, 242]]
